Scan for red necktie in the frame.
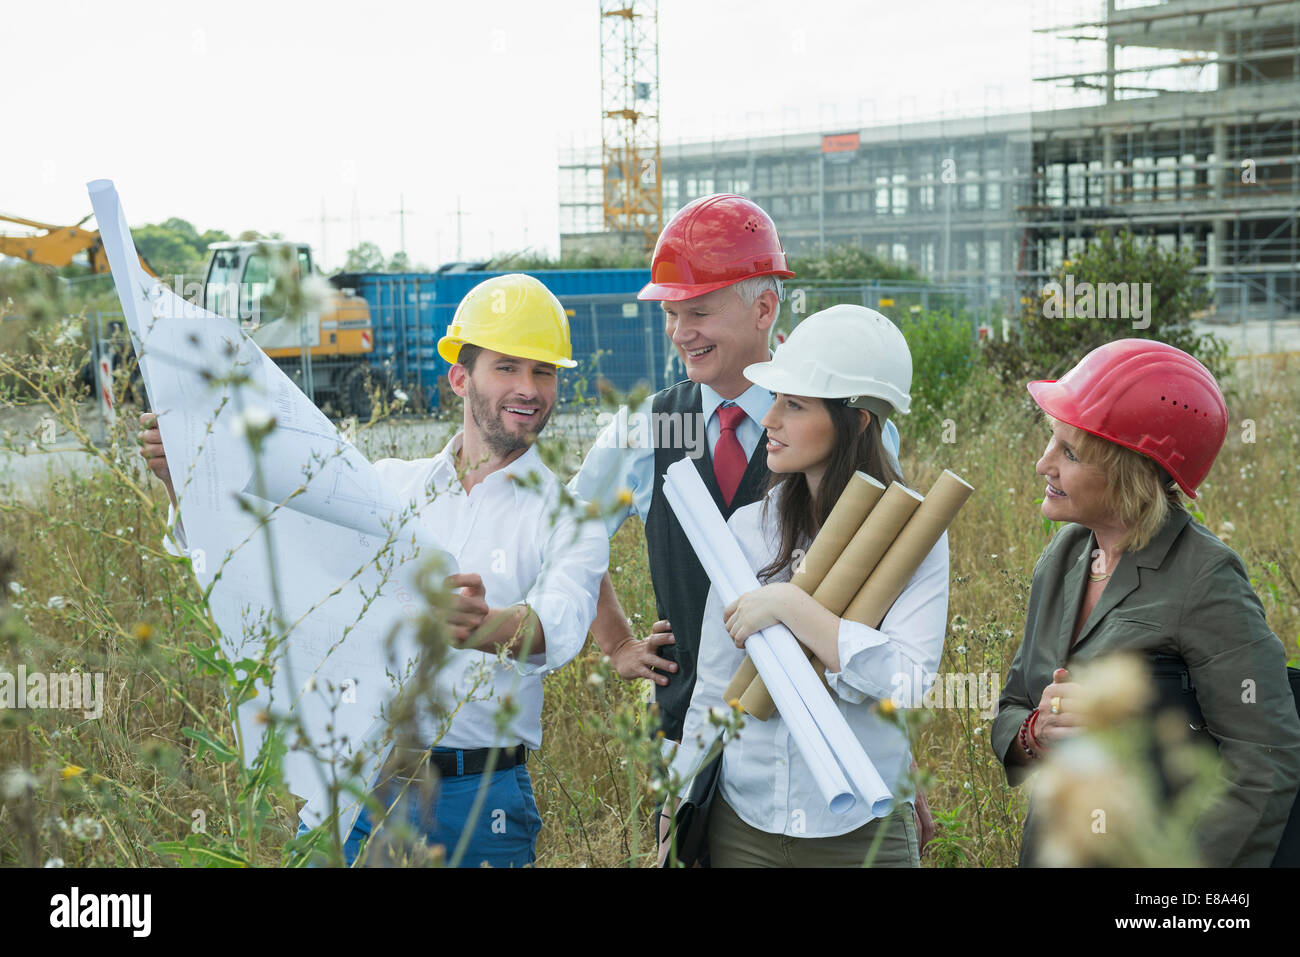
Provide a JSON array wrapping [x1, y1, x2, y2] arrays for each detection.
[[713, 403, 747, 507]]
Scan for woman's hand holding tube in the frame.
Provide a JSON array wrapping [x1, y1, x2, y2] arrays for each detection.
[[723, 584, 793, 648], [723, 583, 842, 670]]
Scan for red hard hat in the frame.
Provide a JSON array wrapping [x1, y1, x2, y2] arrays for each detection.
[[1027, 339, 1228, 498], [638, 193, 794, 301]]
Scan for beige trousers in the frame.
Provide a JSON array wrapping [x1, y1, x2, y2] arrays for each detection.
[[707, 795, 920, 868]]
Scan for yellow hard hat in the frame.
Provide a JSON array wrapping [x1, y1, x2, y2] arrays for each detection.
[[438, 273, 577, 368]]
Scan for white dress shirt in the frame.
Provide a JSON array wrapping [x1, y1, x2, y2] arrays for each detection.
[[569, 380, 902, 539], [370, 432, 609, 749], [674, 483, 949, 837], [166, 431, 609, 751]]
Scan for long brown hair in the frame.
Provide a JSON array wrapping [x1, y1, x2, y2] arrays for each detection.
[[757, 400, 904, 583]]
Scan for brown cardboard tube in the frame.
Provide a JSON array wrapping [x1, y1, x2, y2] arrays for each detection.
[[843, 470, 974, 628], [789, 472, 886, 592], [723, 656, 758, 705], [741, 482, 922, 720], [811, 483, 923, 615], [725, 472, 883, 709], [744, 470, 973, 720]]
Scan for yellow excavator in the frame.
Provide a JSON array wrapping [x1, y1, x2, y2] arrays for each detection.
[[0, 211, 159, 277], [1, 213, 391, 417]]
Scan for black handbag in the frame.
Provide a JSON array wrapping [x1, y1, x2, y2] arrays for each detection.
[[661, 731, 724, 868], [1148, 653, 1300, 867]]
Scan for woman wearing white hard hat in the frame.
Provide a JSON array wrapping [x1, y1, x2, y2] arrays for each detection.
[[670, 304, 949, 867]]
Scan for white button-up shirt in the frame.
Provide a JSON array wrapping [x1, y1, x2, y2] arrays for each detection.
[[675, 484, 949, 837], [371, 431, 609, 750]]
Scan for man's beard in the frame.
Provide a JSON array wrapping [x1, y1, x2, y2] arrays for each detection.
[[467, 381, 551, 457]]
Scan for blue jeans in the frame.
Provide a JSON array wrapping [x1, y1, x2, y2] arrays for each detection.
[[296, 753, 541, 868]]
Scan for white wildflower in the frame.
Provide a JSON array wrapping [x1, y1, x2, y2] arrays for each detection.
[[586, 672, 604, 686], [2, 767, 38, 800], [46, 595, 66, 610], [7, 581, 22, 597], [43, 858, 65, 868], [72, 816, 104, 841]]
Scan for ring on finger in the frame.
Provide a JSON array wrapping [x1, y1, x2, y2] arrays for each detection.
[[1050, 696, 1061, 715]]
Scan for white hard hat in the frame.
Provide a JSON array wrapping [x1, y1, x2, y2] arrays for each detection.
[[744, 304, 912, 415]]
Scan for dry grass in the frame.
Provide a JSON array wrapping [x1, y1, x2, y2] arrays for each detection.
[[1, 341, 1296, 867]]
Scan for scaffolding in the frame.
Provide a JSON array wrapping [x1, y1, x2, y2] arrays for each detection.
[[1026, 0, 1300, 317], [559, 0, 1299, 320]]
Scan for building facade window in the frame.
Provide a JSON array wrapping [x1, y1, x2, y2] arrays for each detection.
[[985, 239, 1001, 273]]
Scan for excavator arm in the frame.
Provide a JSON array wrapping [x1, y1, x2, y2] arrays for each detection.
[[0, 212, 159, 277]]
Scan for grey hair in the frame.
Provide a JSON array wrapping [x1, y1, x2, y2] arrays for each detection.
[[732, 275, 785, 305]]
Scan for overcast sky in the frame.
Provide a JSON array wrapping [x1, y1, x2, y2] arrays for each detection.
[[2, 0, 1037, 269]]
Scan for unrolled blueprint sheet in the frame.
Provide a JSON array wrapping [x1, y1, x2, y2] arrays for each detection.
[[87, 180, 457, 843]]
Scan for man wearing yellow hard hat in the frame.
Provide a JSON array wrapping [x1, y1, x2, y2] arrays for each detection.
[[141, 272, 606, 866], [349, 273, 607, 865]]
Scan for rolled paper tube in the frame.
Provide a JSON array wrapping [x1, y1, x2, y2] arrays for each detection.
[[789, 472, 886, 592], [729, 472, 884, 715], [843, 469, 975, 628], [738, 666, 775, 716], [741, 481, 923, 720], [723, 656, 758, 706], [812, 483, 924, 615]]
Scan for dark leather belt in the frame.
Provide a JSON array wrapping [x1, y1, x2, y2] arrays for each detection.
[[431, 745, 526, 777]]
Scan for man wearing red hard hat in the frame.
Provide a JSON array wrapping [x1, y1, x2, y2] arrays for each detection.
[[570, 193, 902, 739]]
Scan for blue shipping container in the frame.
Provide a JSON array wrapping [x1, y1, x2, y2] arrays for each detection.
[[347, 269, 669, 409]]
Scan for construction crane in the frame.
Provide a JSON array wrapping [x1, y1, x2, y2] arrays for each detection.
[[600, 1, 663, 254], [0, 211, 159, 276]]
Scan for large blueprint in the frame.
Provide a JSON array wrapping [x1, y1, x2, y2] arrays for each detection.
[[87, 180, 456, 844]]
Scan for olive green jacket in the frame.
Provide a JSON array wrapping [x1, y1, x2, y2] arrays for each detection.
[[991, 507, 1300, 867]]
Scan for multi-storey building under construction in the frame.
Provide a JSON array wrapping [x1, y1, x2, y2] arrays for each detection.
[[560, 0, 1300, 320]]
